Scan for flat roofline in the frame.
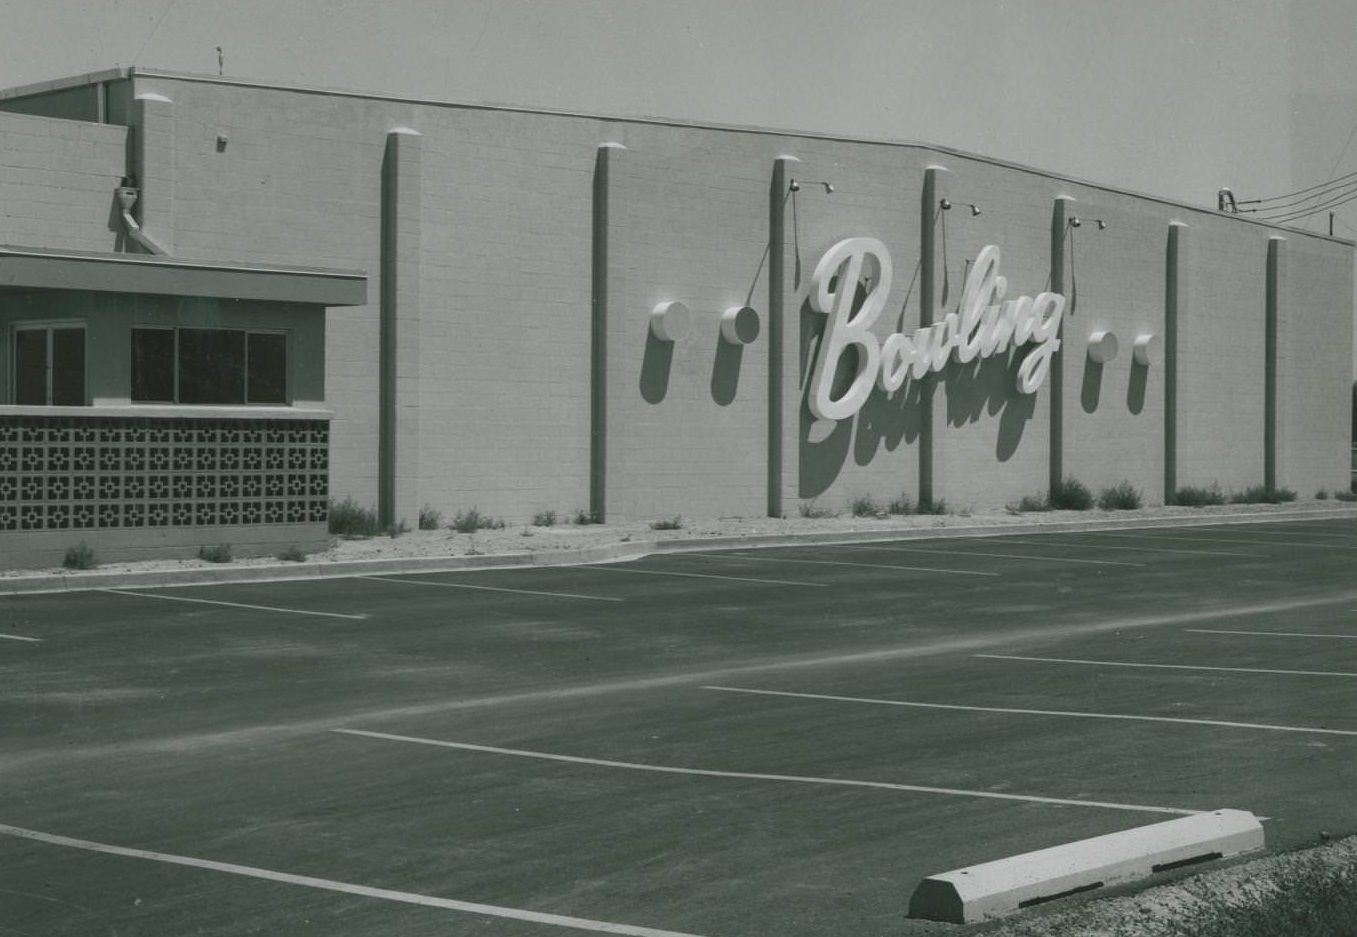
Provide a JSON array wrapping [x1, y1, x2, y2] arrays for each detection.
[[3, 66, 1352, 247], [0, 245, 367, 306], [0, 245, 364, 280], [0, 67, 128, 102]]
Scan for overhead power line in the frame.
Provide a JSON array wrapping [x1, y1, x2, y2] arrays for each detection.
[[1238, 168, 1357, 206], [1238, 185, 1357, 223], [1234, 107, 1357, 219], [1252, 187, 1357, 225]]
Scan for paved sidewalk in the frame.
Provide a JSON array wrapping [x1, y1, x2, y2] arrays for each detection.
[[3, 500, 1354, 595]]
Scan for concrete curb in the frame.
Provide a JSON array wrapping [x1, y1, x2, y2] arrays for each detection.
[[2, 505, 1354, 596], [907, 809, 1265, 923]]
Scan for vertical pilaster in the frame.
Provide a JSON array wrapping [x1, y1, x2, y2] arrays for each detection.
[[919, 166, 948, 505], [591, 143, 625, 522], [768, 156, 798, 517], [1049, 197, 1075, 496], [131, 92, 174, 254], [1164, 223, 1186, 502], [379, 128, 422, 529], [1265, 236, 1284, 490]]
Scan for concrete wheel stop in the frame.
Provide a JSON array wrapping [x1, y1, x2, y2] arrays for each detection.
[[907, 808, 1264, 923]]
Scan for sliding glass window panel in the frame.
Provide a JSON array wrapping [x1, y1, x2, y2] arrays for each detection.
[[131, 328, 176, 402], [51, 327, 86, 406], [13, 329, 48, 405], [178, 328, 245, 405], [246, 332, 287, 404]]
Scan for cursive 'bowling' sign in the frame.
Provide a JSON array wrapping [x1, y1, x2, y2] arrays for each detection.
[[808, 239, 1065, 422]]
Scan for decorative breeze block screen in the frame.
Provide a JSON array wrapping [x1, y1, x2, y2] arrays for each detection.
[[0, 417, 329, 532]]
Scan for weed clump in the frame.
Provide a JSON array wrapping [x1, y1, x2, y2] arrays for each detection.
[[329, 497, 380, 537], [1175, 484, 1226, 507], [650, 516, 683, 530], [450, 507, 505, 533], [1010, 494, 1051, 513], [197, 543, 232, 563], [572, 508, 602, 525], [417, 505, 442, 530], [532, 509, 557, 527], [1050, 477, 1093, 511], [62, 541, 96, 570], [914, 496, 948, 515], [887, 494, 913, 515], [1098, 481, 1143, 510], [1231, 485, 1297, 504], [799, 501, 838, 519], [849, 495, 881, 518], [276, 545, 307, 562]]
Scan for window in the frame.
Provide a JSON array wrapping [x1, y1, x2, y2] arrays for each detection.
[[131, 327, 288, 405], [130, 328, 174, 402], [12, 324, 86, 405]]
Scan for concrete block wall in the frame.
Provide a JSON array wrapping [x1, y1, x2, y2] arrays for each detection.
[[924, 158, 1059, 509], [1055, 198, 1167, 503], [1176, 220, 1271, 492], [417, 110, 599, 523], [774, 141, 929, 513], [605, 136, 772, 521], [0, 111, 127, 252], [1277, 236, 1354, 495], [23, 73, 1342, 523]]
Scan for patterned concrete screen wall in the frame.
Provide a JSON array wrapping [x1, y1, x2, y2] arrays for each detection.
[[0, 416, 328, 533]]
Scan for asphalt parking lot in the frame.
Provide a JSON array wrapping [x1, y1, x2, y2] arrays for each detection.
[[3, 517, 1356, 936]]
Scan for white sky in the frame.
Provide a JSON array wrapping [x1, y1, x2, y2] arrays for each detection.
[[1, 0, 1352, 208]]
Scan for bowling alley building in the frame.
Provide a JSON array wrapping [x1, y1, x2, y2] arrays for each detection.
[[0, 67, 1351, 567]]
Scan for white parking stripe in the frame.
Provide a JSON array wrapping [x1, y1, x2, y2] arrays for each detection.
[[1187, 628, 1357, 640], [100, 589, 367, 620], [1079, 531, 1357, 550], [0, 632, 41, 643], [361, 576, 623, 602], [999, 537, 1262, 558], [582, 566, 826, 588], [0, 823, 706, 937], [839, 543, 1145, 567], [1221, 528, 1357, 541], [977, 654, 1357, 678], [678, 552, 1001, 577], [1265, 524, 1357, 538], [703, 685, 1357, 737], [333, 728, 1199, 816]]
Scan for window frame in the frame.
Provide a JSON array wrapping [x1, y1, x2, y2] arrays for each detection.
[[9, 320, 88, 406], [130, 326, 290, 406]]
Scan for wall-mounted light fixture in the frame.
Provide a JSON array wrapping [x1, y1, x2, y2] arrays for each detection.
[[1133, 333, 1162, 366], [939, 199, 981, 216], [1086, 330, 1119, 364], [1070, 217, 1108, 230], [789, 179, 834, 194], [720, 305, 761, 345], [650, 300, 691, 342]]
